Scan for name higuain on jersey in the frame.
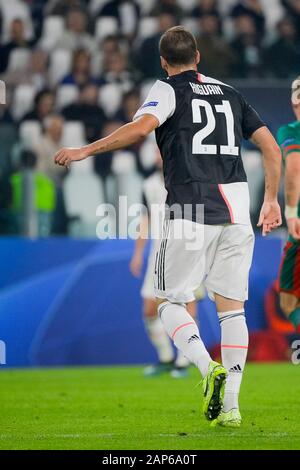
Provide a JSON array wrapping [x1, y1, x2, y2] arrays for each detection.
[[189, 82, 224, 96]]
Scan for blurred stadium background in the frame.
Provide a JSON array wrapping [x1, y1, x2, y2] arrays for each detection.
[[0, 0, 299, 368]]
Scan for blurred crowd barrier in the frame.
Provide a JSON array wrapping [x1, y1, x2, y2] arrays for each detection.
[[0, 235, 282, 367]]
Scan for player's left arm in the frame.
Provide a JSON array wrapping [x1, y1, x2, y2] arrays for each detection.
[[285, 151, 300, 240], [250, 126, 282, 235], [54, 115, 159, 167]]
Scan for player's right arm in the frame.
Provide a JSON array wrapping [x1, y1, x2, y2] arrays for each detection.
[[54, 80, 174, 168], [284, 152, 300, 240], [250, 126, 282, 236]]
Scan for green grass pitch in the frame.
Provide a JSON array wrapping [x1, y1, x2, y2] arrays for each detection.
[[0, 363, 299, 450]]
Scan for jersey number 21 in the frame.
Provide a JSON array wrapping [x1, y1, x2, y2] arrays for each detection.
[[192, 99, 239, 156]]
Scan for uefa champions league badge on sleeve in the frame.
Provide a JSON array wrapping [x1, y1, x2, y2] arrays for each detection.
[[0, 80, 6, 105]]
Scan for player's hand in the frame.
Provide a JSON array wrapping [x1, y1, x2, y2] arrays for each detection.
[[130, 254, 143, 277], [257, 200, 282, 236], [287, 218, 300, 240], [54, 147, 89, 167]]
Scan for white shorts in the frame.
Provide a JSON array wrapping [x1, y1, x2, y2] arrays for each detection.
[[154, 219, 254, 303]]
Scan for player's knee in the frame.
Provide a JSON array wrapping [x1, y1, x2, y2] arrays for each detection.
[[280, 294, 298, 318]]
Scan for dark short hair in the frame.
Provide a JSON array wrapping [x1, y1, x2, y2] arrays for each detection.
[[159, 26, 198, 66]]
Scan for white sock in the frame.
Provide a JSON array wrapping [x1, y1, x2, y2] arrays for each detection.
[[159, 301, 211, 377], [175, 349, 190, 368], [218, 309, 249, 412], [144, 316, 174, 363]]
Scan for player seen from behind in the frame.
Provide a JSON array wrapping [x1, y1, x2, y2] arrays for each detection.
[[54, 26, 282, 428]]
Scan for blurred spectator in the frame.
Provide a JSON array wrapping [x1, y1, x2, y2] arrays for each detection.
[[281, 0, 300, 38], [265, 17, 300, 78], [10, 149, 57, 237], [151, 0, 184, 20], [99, 51, 132, 89], [231, 14, 264, 78], [191, 0, 220, 22], [0, 18, 34, 73], [114, 89, 140, 122], [136, 12, 176, 79], [3, 49, 49, 91], [0, 0, 34, 42], [231, 0, 266, 37], [98, 0, 141, 41], [196, 15, 235, 79], [34, 114, 66, 184], [61, 48, 98, 88], [54, 6, 95, 52], [62, 84, 106, 142], [101, 34, 122, 56], [21, 88, 55, 122]]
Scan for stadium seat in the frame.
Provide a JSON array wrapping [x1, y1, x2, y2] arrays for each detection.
[[223, 17, 235, 41], [218, 0, 236, 15], [63, 171, 105, 237], [39, 16, 64, 50], [7, 48, 31, 73], [135, 0, 156, 15], [181, 18, 198, 35], [261, 0, 284, 34], [61, 121, 86, 148], [89, 0, 108, 14], [98, 84, 123, 117], [111, 150, 136, 176], [139, 139, 158, 170], [95, 17, 118, 40], [177, 0, 197, 12], [137, 17, 158, 40], [49, 49, 72, 86], [11, 84, 35, 120], [56, 85, 79, 110], [19, 121, 42, 150], [112, 151, 143, 215]]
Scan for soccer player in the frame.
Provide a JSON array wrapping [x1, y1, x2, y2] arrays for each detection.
[[277, 77, 300, 330], [130, 153, 198, 378], [55, 27, 282, 427]]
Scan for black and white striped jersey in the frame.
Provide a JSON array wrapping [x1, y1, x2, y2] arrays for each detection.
[[134, 70, 265, 225]]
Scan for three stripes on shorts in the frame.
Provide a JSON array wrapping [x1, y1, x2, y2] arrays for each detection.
[[155, 220, 171, 291]]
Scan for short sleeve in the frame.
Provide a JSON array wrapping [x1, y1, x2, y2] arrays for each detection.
[[241, 97, 265, 140], [133, 80, 176, 127], [277, 125, 300, 159]]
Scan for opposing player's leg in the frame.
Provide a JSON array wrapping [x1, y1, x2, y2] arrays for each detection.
[[205, 224, 254, 428], [279, 240, 300, 329], [156, 220, 227, 420]]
